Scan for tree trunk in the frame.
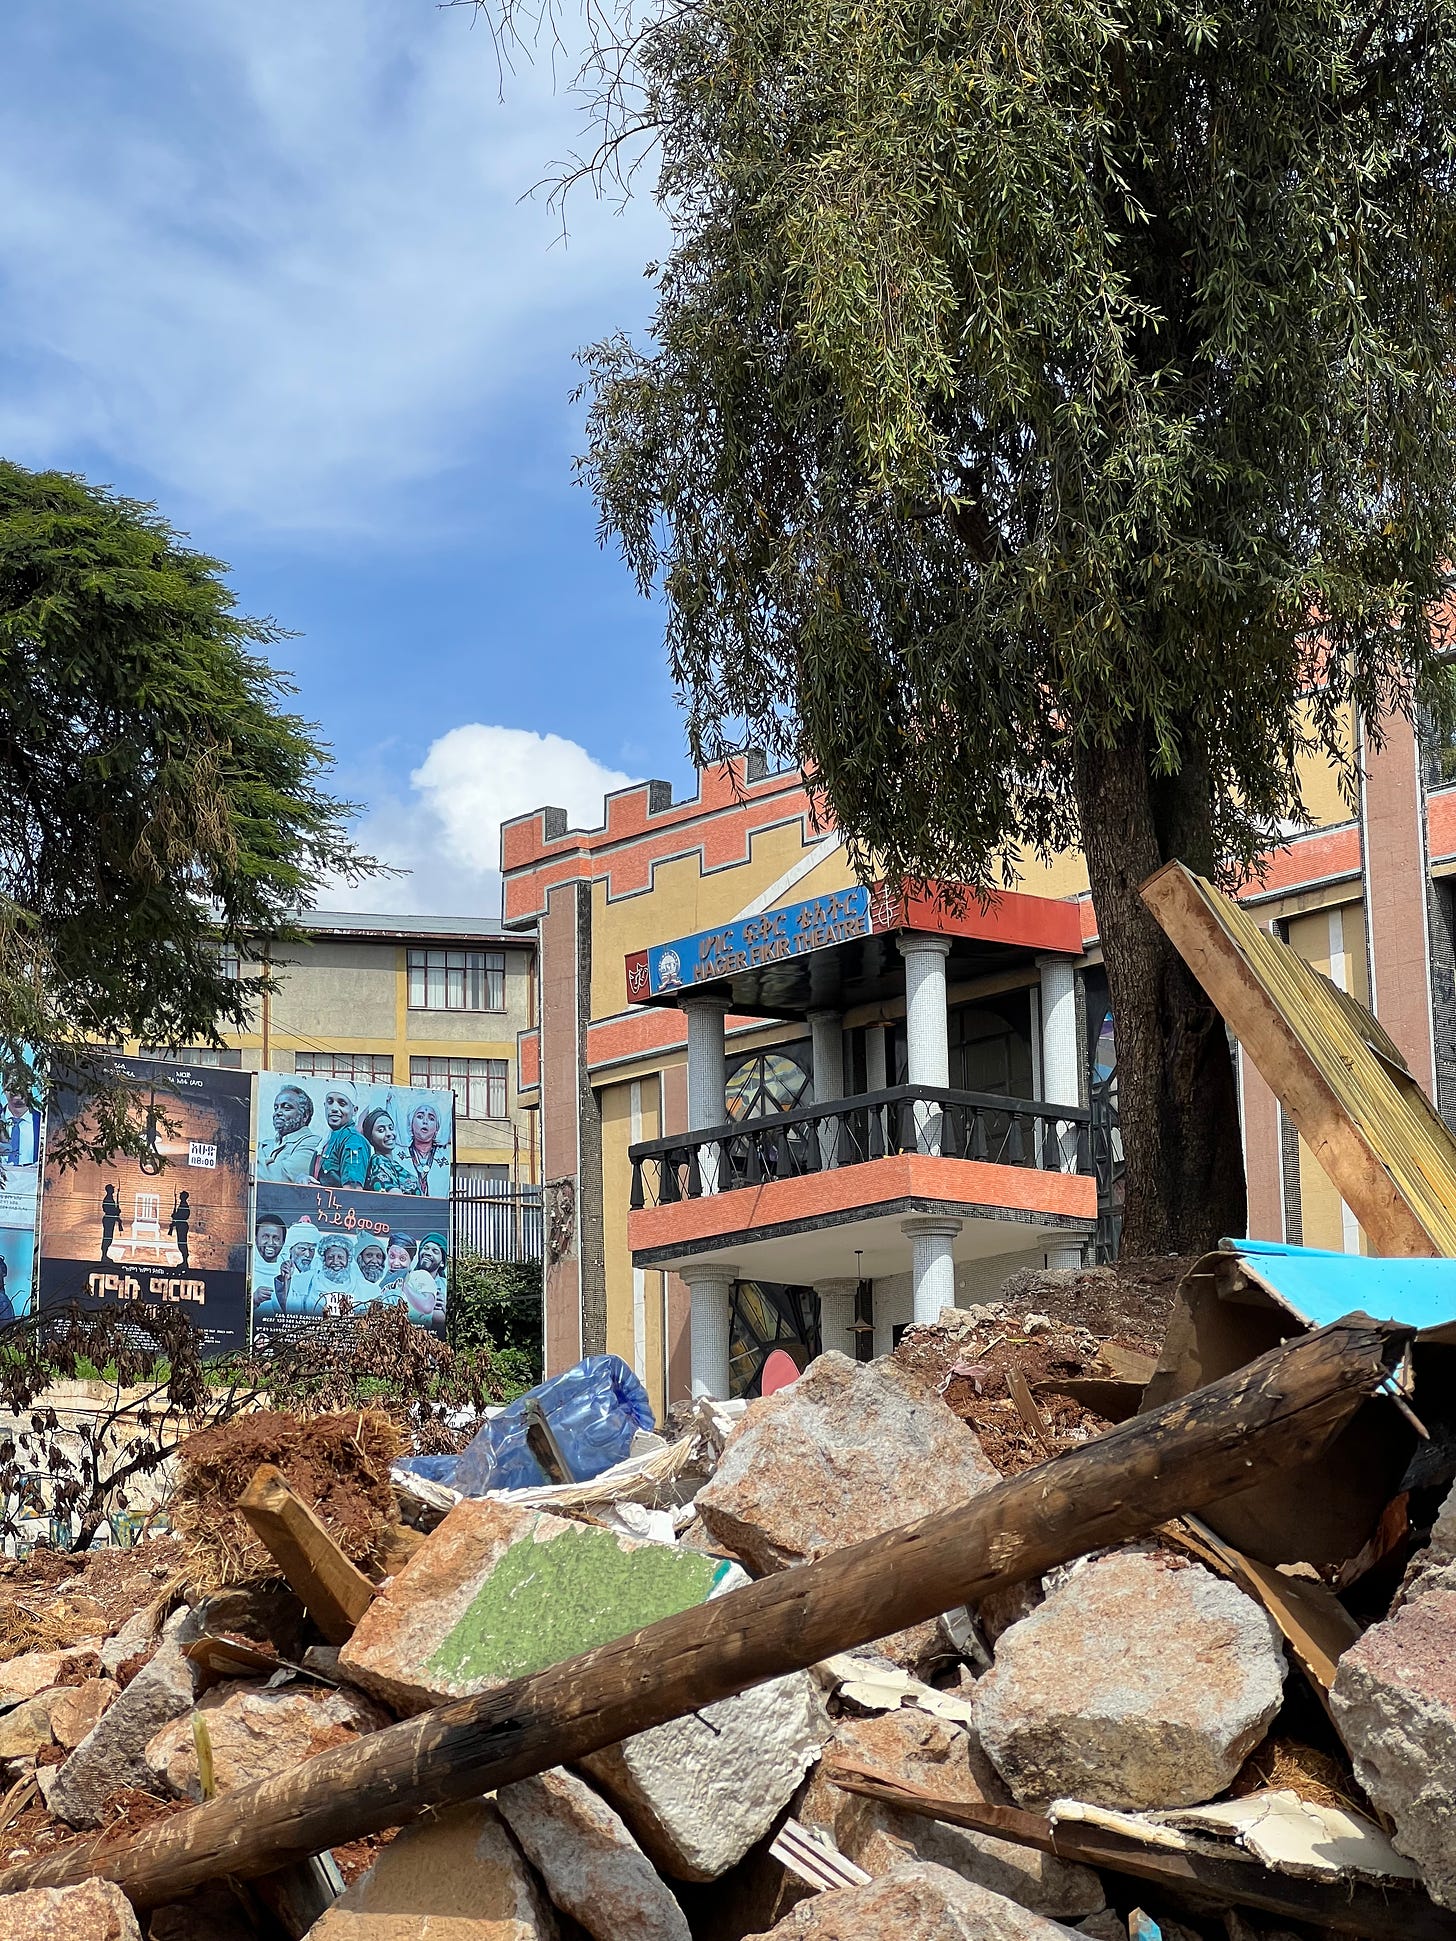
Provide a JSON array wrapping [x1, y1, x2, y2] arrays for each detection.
[[1073, 724, 1247, 1254]]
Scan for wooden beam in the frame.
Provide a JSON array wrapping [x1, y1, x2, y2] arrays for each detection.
[[1140, 861, 1445, 1255], [235, 1465, 377, 1647], [0, 1319, 1406, 1909], [821, 1765, 1454, 1941]]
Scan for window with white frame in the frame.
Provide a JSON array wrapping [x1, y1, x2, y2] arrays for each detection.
[[410, 1056, 507, 1120], [407, 948, 505, 1012], [293, 1051, 394, 1084], [140, 1046, 244, 1069]]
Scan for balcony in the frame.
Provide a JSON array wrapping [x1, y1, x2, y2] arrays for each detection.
[[627, 1085, 1112, 1282]]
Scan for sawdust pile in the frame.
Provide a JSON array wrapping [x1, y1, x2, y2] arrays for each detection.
[[170, 1410, 403, 1590]]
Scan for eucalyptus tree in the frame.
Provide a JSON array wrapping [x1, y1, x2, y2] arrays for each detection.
[[0, 460, 372, 1158], [494, 0, 1456, 1249]]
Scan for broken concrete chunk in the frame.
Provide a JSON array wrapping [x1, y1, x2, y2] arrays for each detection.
[[304, 1798, 558, 1938], [145, 1677, 390, 1802], [99, 1607, 160, 1680], [1397, 1476, 1456, 1606], [1331, 1585, 1456, 1908], [744, 1860, 1080, 1940], [974, 1549, 1285, 1809], [0, 1880, 140, 1940], [49, 1679, 119, 1751], [339, 1496, 738, 1714], [801, 1710, 1104, 1918], [696, 1354, 1001, 1576], [580, 1671, 828, 1881], [46, 1637, 200, 1829], [497, 1765, 691, 1941]]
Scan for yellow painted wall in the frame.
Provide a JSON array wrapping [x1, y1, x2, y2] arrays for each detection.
[[590, 821, 857, 1018], [599, 1075, 667, 1417], [1286, 900, 1369, 1252]]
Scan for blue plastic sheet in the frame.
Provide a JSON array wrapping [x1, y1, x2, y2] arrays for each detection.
[[1227, 1239, 1456, 1334], [398, 1354, 656, 1496]]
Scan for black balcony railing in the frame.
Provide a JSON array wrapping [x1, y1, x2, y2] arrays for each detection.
[[629, 1083, 1115, 1223]]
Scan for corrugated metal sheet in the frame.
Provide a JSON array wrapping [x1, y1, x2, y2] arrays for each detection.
[[1141, 862, 1456, 1255]]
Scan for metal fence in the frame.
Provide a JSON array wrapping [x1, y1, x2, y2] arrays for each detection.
[[451, 1182, 544, 1263]]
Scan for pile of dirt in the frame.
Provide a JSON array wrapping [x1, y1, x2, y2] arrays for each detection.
[[170, 1410, 403, 1590], [0, 1535, 186, 1660], [893, 1303, 1146, 1474], [994, 1255, 1195, 1343]]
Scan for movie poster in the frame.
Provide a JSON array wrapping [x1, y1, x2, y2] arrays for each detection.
[[0, 1060, 43, 1325], [251, 1073, 453, 1344], [39, 1058, 252, 1352]]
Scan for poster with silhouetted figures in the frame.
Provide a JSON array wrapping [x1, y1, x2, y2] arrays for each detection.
[[250, 1072, 453, 1344], [39, 1058, 252, 1352]]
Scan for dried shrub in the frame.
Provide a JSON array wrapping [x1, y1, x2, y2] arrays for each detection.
[[0, 1303, 257, 1554], [246, 1301, 503, 1455], [170, 1408, 402, 1590]]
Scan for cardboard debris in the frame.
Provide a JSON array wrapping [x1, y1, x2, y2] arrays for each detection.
[[815, 1654, 978, 1728], [1157, 1789, 1422, 1883]]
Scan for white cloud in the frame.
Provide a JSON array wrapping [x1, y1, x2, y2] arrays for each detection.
[[318, 723, 636, 916], [0, 0, 665, 535]]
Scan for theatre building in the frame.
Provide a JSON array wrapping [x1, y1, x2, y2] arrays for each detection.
[[503, 716, 1456, 1418]]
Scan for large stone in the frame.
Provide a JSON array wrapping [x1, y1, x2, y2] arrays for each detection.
[[497, 1766, 691, 1941], [99, 1608, 160, 1680], [799, 1710, 1104, 1918], [0, 1642, 103, 1698], [744, 1861, 1078, 1940], [696, 1354, 1001, 1577], [145, 1677, 391, 1801], [46, 1635, 199, 1828], [303, 1798, 558, 1938], [50, 1678, 119, 1750], [580, 1671, 828, 1881], [0, 1880, 140, 1940], [1331, 1586, 1456, 1908], [1397, 1477, 1456, 1606], [339, 1497, 740, 1714], [0, 1694, 56, 1762], [974, 1549, 1285, 1809]]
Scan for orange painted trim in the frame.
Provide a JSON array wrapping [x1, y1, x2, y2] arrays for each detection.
[[889, 883, 1083, 956], [518, 1028, 541, 1091], [1427, 784, 1456, 864], [628, 1154, 1097, 1253]]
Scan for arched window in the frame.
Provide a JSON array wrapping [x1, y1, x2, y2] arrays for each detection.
[[724, 1045, 812, 1121]]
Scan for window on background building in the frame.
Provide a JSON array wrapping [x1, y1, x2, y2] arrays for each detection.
[[140, 1046, 244, 1069], [293, 1052, 394, 1084], [216, 944, 242, 982], [407, 948, 506, 1012], [410, 1056, 508, 1120], [456, 1162, 512, 1192]]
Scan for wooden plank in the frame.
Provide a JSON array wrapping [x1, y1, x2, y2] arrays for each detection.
[[235, 1464, 377, 1647], [822, 1764, 1456, 1941], [0, 1318, 1407, 1910], [1140, 862, 1452, 1255]]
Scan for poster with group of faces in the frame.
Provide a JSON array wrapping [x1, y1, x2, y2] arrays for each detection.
[[250, 1073, 454, 1344], [0, 1063, 43, 1326], [38, 1058, 253, 1352]]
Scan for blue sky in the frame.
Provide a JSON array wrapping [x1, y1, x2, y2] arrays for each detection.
[[0, 0, 695, 912]]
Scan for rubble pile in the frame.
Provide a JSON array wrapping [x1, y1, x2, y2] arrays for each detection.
[[0, 1266, 1451, 1941]]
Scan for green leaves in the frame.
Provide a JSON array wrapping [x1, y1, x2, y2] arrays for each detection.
[[0, 461, 376, 1100], [568, 0, 1456, 891]]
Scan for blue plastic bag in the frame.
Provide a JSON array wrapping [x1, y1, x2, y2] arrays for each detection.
[[399, 1354, 656, 1496]]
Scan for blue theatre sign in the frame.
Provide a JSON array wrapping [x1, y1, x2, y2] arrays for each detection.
[[625, 885, 882, 1003]]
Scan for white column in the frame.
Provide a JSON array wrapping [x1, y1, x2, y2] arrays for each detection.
[[681, 992, 731, 1193], [865, 1025, 888, 1093], [1037, 955, 1084, 1267], [897, 934, 951, 1152], [814, 1277, 858, 1359], [681, 1260, 736, 1399], [902, 1216, 961, 1325], [809, 1008, 843, 1170]]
